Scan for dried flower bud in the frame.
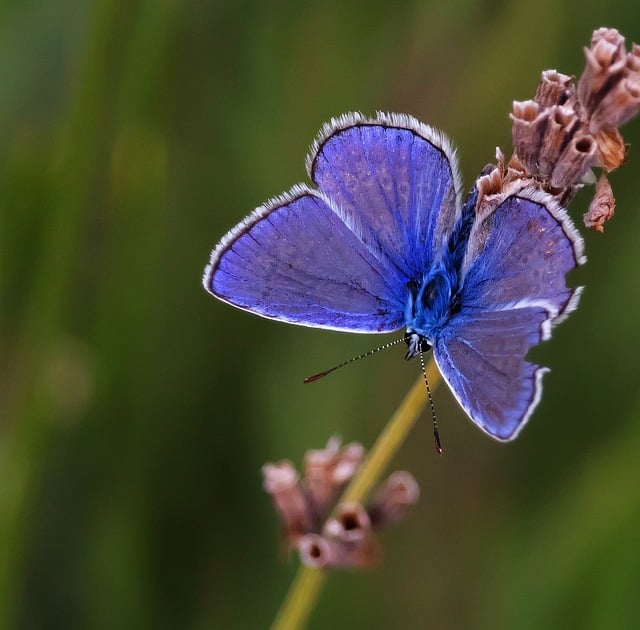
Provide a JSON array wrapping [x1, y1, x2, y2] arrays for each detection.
[[512, 99, 541, 121], [584, 173, 616, 232], [591, 28, 627, 63], [589, 76, 640, 131], [627, 43, 640, 73], [535, 69, 575, 107], [510, 100, 548, 175], [296, 503, 380, 569], [537, 104, 580, 178], [262, 461, 313, 543], [593, 127, 627, 171], [578, 29, 628, 111], [297, 534, 334, 568], [308, 503, 379, 568], [297, 532, 378, 569], [304, 436, 364, 520], [550, 134, 597, 188], [324, 502, 372, 544], [332, 443, 365, 484], [367, 471, 420, 528]]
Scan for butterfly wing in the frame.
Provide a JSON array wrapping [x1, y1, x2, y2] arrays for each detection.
[[433, 190, 585, 440], [205, 112, 463, 333], [309, 112, 463, 279], [203, 185, 407, 333]]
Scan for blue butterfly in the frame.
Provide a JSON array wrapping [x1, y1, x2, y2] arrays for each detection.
[[203, 112, 585, 441]]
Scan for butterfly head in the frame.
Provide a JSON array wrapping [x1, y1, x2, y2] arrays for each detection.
[[403, 330, 431, 360]]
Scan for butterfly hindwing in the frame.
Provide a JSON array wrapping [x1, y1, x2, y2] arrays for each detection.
[[434, 191, 585, 440], [459, 191, 586, 320], [434, 308, 550, 440]]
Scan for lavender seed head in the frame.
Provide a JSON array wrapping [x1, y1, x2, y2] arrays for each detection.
[[503, 27, 639, 231], [264, 437, 419, 570]]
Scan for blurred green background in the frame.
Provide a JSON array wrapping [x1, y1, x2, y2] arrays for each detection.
[[2, 1, 640, 628]]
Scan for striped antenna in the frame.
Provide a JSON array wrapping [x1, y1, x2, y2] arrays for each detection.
[[419, 351, 442, 455], [303, 337, 405, 383]]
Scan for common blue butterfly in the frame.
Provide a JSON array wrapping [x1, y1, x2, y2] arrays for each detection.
[[203, 113, 585, 441]]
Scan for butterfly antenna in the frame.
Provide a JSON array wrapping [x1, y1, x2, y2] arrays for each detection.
[[419, 351, 442, 455], [303, 337, 405, 383]]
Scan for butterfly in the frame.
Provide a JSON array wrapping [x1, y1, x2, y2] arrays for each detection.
[[203, 112, 585, 441]]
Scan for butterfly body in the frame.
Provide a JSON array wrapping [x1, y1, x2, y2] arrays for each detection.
[[204, 112, 585, 441], [404, 187, 478, 352]]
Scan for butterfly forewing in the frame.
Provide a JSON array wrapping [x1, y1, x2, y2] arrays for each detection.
[[204, 185, 406, 333], [309, 113, 462, 280]]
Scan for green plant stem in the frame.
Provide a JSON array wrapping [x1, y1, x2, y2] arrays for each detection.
[[271, 358, 441, 630]]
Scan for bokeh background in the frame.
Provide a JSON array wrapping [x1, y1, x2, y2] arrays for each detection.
[[2, 1, 640, 628]]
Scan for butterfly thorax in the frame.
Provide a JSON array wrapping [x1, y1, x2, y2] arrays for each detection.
[[404, 264, 460, 359], [403, 185, 479, 359]]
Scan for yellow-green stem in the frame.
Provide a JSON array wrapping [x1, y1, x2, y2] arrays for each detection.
[[271, 358, 441, 630]]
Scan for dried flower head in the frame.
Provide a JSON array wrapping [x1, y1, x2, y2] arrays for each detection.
[[497, 27, 639, 232], [535, 70, 574, 107], [262, 436, 419, 570]]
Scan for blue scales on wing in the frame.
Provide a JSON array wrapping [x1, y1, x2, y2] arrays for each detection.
[[309, 112, 462, 280], [433, 190, 585, 440], [205, 185, 406, 332], [204, 112, 462, 334]]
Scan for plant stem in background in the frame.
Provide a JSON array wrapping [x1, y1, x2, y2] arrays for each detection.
[[271, 358, 440, 630]]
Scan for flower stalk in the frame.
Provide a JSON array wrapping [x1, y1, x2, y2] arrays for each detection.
[[271, 359, 440, 630]]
